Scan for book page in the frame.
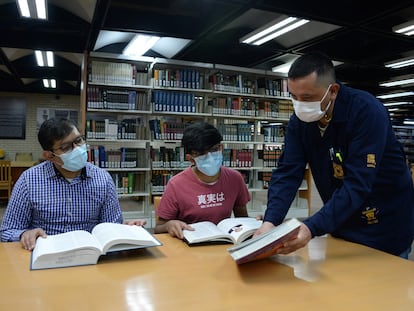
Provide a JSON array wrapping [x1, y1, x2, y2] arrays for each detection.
[[216, 217, 262, 244], [183, 221, 234, 244], [91, 222, 161, 254]]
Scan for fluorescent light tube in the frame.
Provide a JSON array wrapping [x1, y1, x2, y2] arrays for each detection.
[[393, 21, 414, 36], [380, 78, 414, 87], [46, 51, 54, 67], [35, 50, 44, 66], [17, 0, 47, 19], [35, 0, 46, 19], [242, 17, 297, 44], [123, 35, 160, 57], [240, 17, 309, 46], [253, 19, 309, 46], [383, 102, 411, 106], [385, 57, 414, 69], [35, 50, 54, 67], [17, 0, 30, 17], [42, 79, 56, 88], [377, 91, 414, 99]]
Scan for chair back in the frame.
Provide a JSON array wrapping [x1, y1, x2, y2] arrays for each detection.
[[0, 160, 12, 201], [153, 196, 162, 223]]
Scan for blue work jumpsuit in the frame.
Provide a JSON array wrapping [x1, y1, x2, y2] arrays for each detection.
[[264, 82, 414, 256]]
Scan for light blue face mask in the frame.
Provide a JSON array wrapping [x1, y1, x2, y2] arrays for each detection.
[[194, 151, 223, 176], [57, 144, 88, 172]]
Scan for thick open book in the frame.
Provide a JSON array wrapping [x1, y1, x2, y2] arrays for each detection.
[[183, 217, 262, 245], [227, 218, 301, 264], [31, 222, 162, 270]]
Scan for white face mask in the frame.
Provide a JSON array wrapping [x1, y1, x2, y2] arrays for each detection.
[[292, 84, 332, 122]]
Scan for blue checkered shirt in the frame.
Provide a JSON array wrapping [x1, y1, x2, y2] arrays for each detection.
[[0, 161, 123, 242]]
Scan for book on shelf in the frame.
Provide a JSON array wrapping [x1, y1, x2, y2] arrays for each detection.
[[31, 222, 162, 270], [182, 217, 262, 245], [227, 218, 301, 264]]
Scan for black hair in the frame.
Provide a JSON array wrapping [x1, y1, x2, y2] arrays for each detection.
[[38, 118, 79, 151], [182, 121, 223, 154], [288, 52, 336, 86]]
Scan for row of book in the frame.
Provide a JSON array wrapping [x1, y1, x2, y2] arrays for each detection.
[[209, 71, 255, 94], [89, 61, 139, 86], [151, 170, 177, 193], [257, 171, 272, 189], [262, 125, 286, 143], [153, 68, 204, 89], [86, 118, 148, 140], [217, 123, 253, 142], [152, 90, 202, 113], [88, 145, 148, 168], [257, 77, 289, 97], [222, 148, 253, 168], [110, 172, 146, 195], [261, 146, 283, 167], [259, 100, 293, 119], [149, 119, 187, 141], [87, 86, 149, 111], [211, 96, 257, 116], [150, 146, 190, 169]]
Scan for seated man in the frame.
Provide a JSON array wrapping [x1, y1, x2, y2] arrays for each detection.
[[0, 118, 145, 250], [154, 121, 252, 239]]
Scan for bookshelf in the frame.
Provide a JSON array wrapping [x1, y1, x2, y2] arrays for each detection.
[[80, 52, 311, 226], [393, 125, 414, 164]]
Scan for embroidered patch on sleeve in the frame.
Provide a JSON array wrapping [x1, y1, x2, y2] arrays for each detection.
[[367, 154, 376, 168]]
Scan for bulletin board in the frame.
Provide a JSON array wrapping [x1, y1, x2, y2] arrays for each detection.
[[0, 97, 26, 139]]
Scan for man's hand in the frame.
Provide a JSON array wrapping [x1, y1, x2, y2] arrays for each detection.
[[274, 224, 312, 255], [165, 220, 194, 239], [124, 219, 147, 226], [253, 221, 275, 238], [20, 228, 47, 251]]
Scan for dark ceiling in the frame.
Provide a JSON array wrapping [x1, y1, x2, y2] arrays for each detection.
[[0, 0, 413, 122]]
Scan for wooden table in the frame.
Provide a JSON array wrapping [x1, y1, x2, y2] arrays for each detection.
[[1, 234, 414, 311]]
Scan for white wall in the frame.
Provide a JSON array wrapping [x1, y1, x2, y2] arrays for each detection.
[[0, 92, 81, 162]]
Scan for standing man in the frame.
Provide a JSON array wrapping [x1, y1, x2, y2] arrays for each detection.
[[255, 52, 414, 258]]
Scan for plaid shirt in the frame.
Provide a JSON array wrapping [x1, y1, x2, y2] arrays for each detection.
[[0, 161, 122, 242]]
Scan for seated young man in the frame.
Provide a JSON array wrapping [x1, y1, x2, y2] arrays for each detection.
[[154, 121, 251, 239]]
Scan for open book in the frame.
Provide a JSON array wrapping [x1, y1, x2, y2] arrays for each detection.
[[227, 218, 301, 264], [31, 222, 162, 270], [183, 217, 262, 245]]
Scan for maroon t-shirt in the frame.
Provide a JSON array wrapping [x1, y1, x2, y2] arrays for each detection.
[[157, 166, 251, 224]]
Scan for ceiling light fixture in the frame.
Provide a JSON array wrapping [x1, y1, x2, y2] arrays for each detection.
[[385, 56, 414, 69], [393, 20, 414, 36], [17, 0, 47, 19], [42, 78, 56, 88], [240, 17, 310, 46], [123, 35, 160, 57], [35, 50, 54, 67], [377, 91, 414, 99], [379, 77, 414, 87], [383, 101, 412, 107]]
